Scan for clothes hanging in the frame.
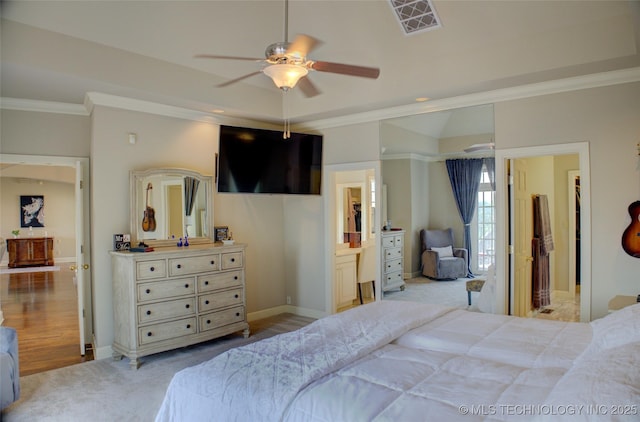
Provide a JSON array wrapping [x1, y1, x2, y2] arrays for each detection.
[[532, 194, 554, 308]]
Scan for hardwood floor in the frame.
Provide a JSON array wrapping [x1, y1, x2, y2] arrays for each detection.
[[0, 267, 93, 376]]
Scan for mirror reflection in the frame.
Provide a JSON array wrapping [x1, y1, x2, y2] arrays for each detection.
[[131, 168, 213, 247], [336, 168, 375, 248]]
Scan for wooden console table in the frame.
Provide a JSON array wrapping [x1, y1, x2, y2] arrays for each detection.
[[6, 237, 54, 268]]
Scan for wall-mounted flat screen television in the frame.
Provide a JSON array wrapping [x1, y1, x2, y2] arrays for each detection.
[[217, 125, 323, 195]]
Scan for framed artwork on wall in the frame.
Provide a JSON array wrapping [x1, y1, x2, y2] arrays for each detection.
[[20, 195, 45, 228]]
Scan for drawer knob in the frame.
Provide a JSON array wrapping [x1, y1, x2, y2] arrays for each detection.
[[146, 289, 151, 294], [236, 312, 240, 317], [150, 267, 155, 272], [210, 260, 215, 265], [147, 332, 153, 337], [146, 310, 151, 315], [231, 258, 235, 262], [206, 319, 211, 324], [184, 284, 189, 288], [205, 300, 210, 305], [176, 264, 182, 269], [185, 304, 190, 309], [234, 294, 239, 299], [205, 281, 209, 285], [234, 276, 238, 280], [186, 324, 191, 329]]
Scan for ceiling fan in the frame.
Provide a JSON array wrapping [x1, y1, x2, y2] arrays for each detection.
[[194, 0, 380, 99]]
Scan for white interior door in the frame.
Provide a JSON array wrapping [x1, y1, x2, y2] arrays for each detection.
[[74, 161, 86, 355], [512, 158, 533, 317]]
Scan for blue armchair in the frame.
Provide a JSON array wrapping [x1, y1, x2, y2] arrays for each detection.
[[420, 228, 468, 280], [1, 326, 20, 409]]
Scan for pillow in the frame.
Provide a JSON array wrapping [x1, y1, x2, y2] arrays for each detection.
[[580, 303, 640, 358], [430, 245, 453, 257]]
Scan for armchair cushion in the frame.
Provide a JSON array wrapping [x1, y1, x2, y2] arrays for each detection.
[[431, 245, 453, 257]]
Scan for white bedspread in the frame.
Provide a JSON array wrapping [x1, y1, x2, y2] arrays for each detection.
[[155, 301, 454, 422], [156, 302, 640, 422]]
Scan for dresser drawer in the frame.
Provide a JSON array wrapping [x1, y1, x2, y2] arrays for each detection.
[[138, 297, 196, 324], [384, 258, 402, 273], [199, 306, 245, 332], [384, 247, 402, 260], [199, 288, 243, 313], [137, 278, 195, 302], [138, 317, 197, 345], [168, 254, 220, 276], [198, 270, 243, 293], [221, 252, 243, 270], [385, 271, 403, 285], [136, 260, 167, 280], [382, 236, 395, 248]]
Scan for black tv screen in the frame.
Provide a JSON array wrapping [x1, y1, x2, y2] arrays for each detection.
[[217, 125, 323, 195]]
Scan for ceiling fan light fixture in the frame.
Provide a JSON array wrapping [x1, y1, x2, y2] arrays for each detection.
[[263, 64, 308, 90]]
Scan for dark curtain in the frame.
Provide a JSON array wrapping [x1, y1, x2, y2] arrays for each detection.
[[445, 158, 484, 277], [483, 157, 496, 191], [184, 176, 200, 216]]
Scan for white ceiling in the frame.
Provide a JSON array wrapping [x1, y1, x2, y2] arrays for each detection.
[[1, 0, 639, 130]]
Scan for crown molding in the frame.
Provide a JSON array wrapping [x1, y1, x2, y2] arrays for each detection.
[[300, 66, 640, 131], [0, 97, 88, 115], [3, 67, 639, 129]]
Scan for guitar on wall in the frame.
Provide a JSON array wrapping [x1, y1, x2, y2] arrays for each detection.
[[622, 145, 640, 258], [142, 182, 156, 232]]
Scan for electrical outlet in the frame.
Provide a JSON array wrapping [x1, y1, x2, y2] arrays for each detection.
[[286, 296, 291, 305]]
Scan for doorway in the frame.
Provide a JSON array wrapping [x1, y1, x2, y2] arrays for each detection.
[[324, 161, 381, 315], [494, 142, 591, 322], [0, 154, 93, 366]]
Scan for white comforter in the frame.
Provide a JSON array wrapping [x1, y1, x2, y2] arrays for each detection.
[[156, 302, 640, 422]]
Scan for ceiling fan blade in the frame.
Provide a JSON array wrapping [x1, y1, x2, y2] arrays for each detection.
[[297, 76, 321, 98], [310, 61, 380, 79], [287, 34, 322, 58], [216, 71, 263, 88], [195, 54, 263, 61]]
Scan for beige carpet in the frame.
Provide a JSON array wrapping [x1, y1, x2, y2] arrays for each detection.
[[1, 313, 314, 422], [384, 276, 478, 310]]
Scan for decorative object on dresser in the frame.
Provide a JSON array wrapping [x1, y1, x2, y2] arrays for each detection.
[[214, 226, 229, 242], [6, 237, 54, 268], [110, 243, 249, 369], [381, 229, 405, 292]]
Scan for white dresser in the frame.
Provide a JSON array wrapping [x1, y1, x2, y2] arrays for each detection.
[[381, 230, 405, 292], [110, 243, 249, 369]]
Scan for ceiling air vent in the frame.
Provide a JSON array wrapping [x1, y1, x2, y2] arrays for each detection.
[[389, 0, 441, 35]]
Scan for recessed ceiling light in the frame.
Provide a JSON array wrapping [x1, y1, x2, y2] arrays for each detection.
[[212, 109, 225, 114], [415, 97, 429, 102]]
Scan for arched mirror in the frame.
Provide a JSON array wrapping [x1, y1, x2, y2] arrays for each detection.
[[130, 168, 214, 247]]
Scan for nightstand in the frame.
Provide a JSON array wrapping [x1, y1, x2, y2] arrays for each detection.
[[607, 295, 638, 313]]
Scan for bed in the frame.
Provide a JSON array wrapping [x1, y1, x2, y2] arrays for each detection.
[[155, 301, 640, 421]]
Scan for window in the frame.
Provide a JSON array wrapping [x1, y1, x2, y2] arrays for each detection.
[[473, 166, 495, 272]]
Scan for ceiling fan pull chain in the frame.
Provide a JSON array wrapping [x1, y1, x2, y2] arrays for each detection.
[[283, 90, 290, 139]]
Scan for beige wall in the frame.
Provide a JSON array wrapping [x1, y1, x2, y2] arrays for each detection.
[[495, 81, 640, 318]]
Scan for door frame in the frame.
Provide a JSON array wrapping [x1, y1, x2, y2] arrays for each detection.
[[494, 142, 591, 321], [0, 153, 93, 346], [324, 161, 381, 315]]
